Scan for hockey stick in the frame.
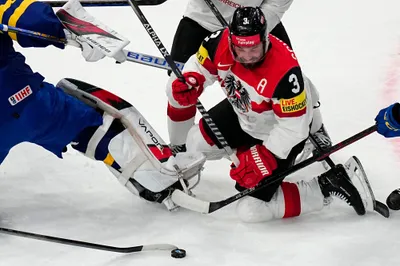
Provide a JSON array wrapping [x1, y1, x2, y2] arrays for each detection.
[[308, 134, 390, 217], [0, 24, 69, 44], [201, 0, 229, 27], [126, 0, 240, 166], [0, 24, 184, 71], [0, 227, 179, 254], [44, 0, 167, 7], [171, 125, 378, 213], [124, 50, 184, 71]]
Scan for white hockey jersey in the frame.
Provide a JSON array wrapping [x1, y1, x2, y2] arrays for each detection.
[[183, 0, 293, 33], [167, 29, 318, 159]]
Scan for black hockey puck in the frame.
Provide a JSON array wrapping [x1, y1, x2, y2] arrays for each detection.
[[171, 248, 186, 258], [386, 188, 400, 210]]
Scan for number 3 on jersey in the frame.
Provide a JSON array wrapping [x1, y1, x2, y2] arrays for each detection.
[[289, 74, 300, 93]]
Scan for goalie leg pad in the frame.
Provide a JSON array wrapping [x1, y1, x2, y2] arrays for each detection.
[[61, 80, 206, 194]]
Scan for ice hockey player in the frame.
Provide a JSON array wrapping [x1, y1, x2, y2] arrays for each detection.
[[0, 0, 205, 210], [167, 6, 366, 222], [168, 0, 331, 158]]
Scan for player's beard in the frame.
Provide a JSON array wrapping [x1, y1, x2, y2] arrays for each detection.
[[236, 53, 266, 69]]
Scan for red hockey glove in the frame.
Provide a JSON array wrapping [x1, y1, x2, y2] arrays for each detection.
[[230, 145, 278, 188], [172, 72, 205, 106]]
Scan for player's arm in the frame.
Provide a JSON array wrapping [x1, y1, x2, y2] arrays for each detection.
[[167, 29, 224, 107], [265, 66, 310, 159], [180, 29, 223, 88], [166, 29, 224, 147], [0, 0, 66, 48], [259, 0, 293, 33]]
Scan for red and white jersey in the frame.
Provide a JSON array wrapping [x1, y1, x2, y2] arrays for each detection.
[[183, 0, 293, 33], [167, 29, 317, 159]]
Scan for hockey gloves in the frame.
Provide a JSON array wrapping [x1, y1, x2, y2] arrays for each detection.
[[230, 144, 278, 188], [375, 103, 400, 138], [172, 72, 205, 106], [63, 29, 126, 63], [63, 29, 105, 62]]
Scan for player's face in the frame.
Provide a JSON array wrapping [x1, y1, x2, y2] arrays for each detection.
[[232, 43, 264, 64]]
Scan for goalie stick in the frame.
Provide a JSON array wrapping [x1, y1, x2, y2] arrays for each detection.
[[0, 227, 179, 254], [44, 0, 167, 7], [171, 125, 378, 214], [0, 23, 184, 71]]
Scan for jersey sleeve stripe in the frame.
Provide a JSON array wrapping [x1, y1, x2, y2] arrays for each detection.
[[7, 0, 36, 41]]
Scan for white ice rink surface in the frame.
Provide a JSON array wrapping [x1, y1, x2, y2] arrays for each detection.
[[1, 0, 400, 265]]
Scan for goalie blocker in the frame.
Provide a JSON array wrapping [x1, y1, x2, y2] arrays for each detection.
[[57, 78, 206, 210]]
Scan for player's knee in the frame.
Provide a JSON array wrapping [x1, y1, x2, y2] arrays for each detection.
[[186, 122, 225, 160], [236, 196, 275, 223]]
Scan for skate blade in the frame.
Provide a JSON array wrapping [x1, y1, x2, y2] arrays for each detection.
[[344, 156, 389, 218]]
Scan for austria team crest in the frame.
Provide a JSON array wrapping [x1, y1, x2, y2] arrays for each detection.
[[224, 75, 251, 113]]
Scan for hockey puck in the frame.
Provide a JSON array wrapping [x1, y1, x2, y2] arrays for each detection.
[[171, 248, 186, 258], [386, 188, 400, 210]]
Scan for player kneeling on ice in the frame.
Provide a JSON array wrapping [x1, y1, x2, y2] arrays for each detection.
[[167, 7, 372, 221], [0, 0, 205, 210]]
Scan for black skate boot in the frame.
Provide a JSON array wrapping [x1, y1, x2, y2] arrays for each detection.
[[311, 124, 332, 156], [318, 164, 366, 215]]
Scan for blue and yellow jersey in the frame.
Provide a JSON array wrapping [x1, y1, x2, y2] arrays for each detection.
[[0, 0, 65, 124], [0, 0, 65, 48]]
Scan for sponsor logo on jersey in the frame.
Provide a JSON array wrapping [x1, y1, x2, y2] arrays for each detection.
[[196, 45, 208, 65], [8, 85, 32, 106], [217, 62, 233, 68], [280, 90, 306, 113]]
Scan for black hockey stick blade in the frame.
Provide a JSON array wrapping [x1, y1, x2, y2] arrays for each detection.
[[45, 0, 167, 7], [0, 227, 178, 253], [375, 201, 390, 218], [172, 125, 377, 214]]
